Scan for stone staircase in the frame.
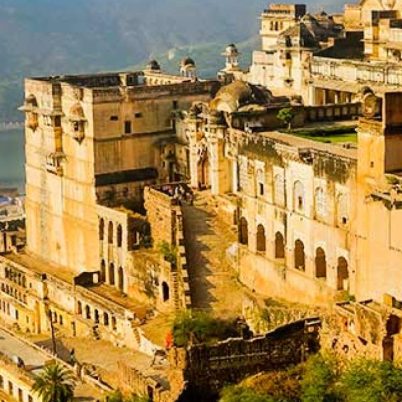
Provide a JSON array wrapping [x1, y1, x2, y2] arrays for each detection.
[[181, 195, 246, 317], [171, 270, 181, 311]]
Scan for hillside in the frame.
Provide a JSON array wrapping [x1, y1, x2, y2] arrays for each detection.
[[0, 0, 345, 122]]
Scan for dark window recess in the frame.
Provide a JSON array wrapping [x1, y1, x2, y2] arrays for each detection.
[[110, 116, 118, 121], [134, 112, 143, 118], [95, 168, 158, 186], [173, 100, 178, 109], [124, 121, 132, 134], [54, 116, 61, 127]]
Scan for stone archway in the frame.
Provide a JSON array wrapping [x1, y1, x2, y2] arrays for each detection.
[[239, 217, 248, 245], [100, 260, 106, 282], [109, 263, 115, 286], [294, 240, 305, 271], [315, 247, 327, 279], [275, 232, 285, 259], [118, 267, 124, 292], [337, 257, 349, 290], [162, 282, 170, 302], [197, 157, 210, 189], [256, 224, 266, 252]]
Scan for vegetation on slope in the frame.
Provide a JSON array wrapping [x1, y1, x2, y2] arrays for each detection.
[[220, 353, 402, 402]]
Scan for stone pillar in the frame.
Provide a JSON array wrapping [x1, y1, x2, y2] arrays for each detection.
[[334, 91, 340, 104], [208, 130, 231, 195], [308, 85, 316, 106], [186, 118, 200, 189], [232, 160, 239, 193], [323, 89, 328, 105]]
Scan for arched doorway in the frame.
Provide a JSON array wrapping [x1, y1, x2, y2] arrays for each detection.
[[256, 224, 266, 252], [117, 225, 123, 248], [108, 221, 113, 244], [294, 240, 305, 271], [315, 247, 327, 278], [85, 305, 91, 320], [118, 267, 124, 292], [162, 282, 170, 302], [99, 218, 104, 241], [197, 156, 209, 189], [275, 232, 285, 259], [337, 257, 349, 290], [109, 263, 115, 286], [100, 260, 106, 282], [239, 217, 248, 245]]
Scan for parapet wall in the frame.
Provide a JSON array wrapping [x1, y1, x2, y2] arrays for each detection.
[[144, 186, 191, 310], [178, 317, 321, 400]]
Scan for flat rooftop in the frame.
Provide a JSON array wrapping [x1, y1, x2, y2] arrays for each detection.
[[263, 130, 357, 159], [0, 328, 105, 400], [28, 70, 202, 89], [3, 250, 75, 283]]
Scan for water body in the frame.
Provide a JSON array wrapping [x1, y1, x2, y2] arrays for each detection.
[[0, 128, 25, 193]]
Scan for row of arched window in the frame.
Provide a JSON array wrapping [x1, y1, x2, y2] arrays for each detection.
[[239, 218, 285, 257], [1, 283, 27, 304], [77, 301, 117, 329], [269, 21, 284, 31], [100, 260, 125, 292], [4, 268, 27, 288], [99, 218, 123, 247], [271, 175, 349, 225], [238, 217, 349, 290]]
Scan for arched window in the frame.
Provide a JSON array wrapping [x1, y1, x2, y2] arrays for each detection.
[[117, 225, 123, 248], [77, 301, 82, 315], [257, 169, 265, 197], [103, 312, 109, 326], [256, 224, 266, 252], [112, 316, 117, 330], [239, 217, 248, 245], [99, 218, 104, 241], [337, 193, 349, 226], [294, 181, 304, 212], [109, 263, 115, 286], [118, 267, 124, 292], [94, 309, 99, 324], [275, 21, 279, 31], [275, 232, 285, 259], [100, 260, 106, 282], [108, 221, 113, 244], [315, 187, 326, 219], [315, 247, 327, 278], [294, 240, 305, 271], [337, 257, 349, 290], [162, 282, 170, 302], [274, 173, 285, 206], [85, 305, 91, 320]]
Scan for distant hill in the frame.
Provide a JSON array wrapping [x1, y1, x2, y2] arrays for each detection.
[[0, 0, 346, 122]]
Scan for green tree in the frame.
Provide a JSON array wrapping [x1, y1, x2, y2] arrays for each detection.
[[277, 108, 295, 132], [339, 359, 402, 402], [220, 386, 275, 402], [173, 311, 238, 346], [106, 390, 149, 402], [32, 363, 75, 402], [301, 354, 340, 402]]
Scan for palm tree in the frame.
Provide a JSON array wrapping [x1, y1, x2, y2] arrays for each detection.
[[32, 362, 76, 402]]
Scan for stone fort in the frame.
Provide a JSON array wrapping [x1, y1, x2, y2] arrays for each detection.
[[2, 0, 402, 400]]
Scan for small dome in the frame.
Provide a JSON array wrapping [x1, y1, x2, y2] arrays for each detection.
[[147, 60, 161, 71], [225, 43, 239, 55], [181, 57, 196, 67]]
